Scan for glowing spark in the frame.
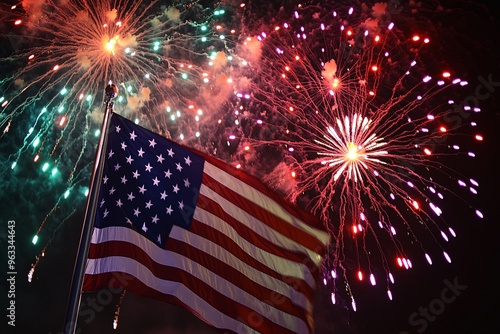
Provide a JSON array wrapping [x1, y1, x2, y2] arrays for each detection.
[[425, 253, 433, 265], [443, 251, 452, 263]]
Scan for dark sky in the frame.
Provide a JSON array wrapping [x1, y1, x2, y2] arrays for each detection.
[[1, 1, 500, 334]]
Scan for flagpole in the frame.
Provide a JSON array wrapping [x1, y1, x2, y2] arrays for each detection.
[[63, 83, 118, 334]]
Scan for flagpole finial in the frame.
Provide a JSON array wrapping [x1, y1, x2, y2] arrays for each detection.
[[105, 83, 119, 100]]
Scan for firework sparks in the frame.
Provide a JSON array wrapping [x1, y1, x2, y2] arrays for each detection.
[[228, 0, 484, 306], [316, 114, 388, 184]]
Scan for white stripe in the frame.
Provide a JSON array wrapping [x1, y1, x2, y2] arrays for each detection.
[[170, 222, 313, 312], [192, 206, 316, 290], [90, 227, 310, 333], [200, 183, 323, 267], [204, 161, 329, 245], [86, 256, 258, 334]]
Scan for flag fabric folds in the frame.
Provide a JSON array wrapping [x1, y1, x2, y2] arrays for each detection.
[[83, 113, 330, 334]]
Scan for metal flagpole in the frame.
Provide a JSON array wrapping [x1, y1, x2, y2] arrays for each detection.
[[63, 83, 118, 334]]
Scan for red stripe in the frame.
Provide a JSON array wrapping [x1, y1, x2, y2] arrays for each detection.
[[201, 154, 325, 232], [188, 214, 315, 301], [197, 193, 309, 263], [165, 237, 313, 331], [86, 241, 307, 334], [87, 238, 312, 321], [83, 272, 236, 334], [197, 193, 323, 282], [202, 172, 327, 254]]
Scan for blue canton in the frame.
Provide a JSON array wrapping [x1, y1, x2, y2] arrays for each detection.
[[95, 113, 204, 248]]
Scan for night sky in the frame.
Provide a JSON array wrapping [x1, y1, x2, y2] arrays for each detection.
[[1, 1, 500, 334]]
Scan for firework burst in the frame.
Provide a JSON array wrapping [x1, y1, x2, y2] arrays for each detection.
[[0, 0, 239, 278], [228, 0, 484, 307]]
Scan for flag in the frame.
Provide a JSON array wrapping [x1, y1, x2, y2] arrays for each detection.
[[83, 112, 330, 334]]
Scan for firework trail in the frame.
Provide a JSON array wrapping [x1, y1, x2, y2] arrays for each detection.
[[224, 0, 484, 308], [0, 0, 239, 278]]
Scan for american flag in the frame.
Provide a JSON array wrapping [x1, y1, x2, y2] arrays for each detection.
[[83, 113, 329, 334]]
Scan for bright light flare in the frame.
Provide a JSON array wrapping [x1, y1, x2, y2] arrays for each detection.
[[369, 274, 376, 286], [346, 142, 360, 161], [105, 35, 119, 55]]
